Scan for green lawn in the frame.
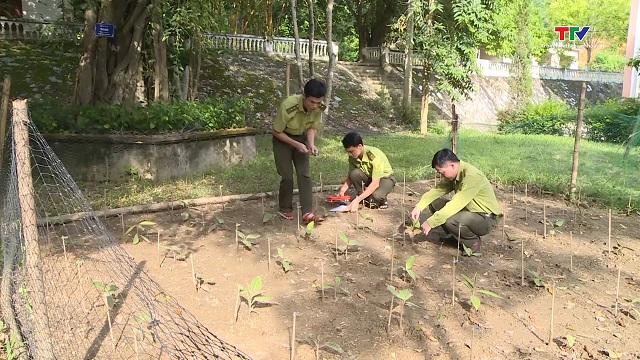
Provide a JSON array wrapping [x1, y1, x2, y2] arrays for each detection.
[[82, 130, 640, 212]]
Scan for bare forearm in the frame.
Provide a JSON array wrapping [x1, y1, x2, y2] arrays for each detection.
[[354, 181, 379, 203], [306, 128, 316, 147]]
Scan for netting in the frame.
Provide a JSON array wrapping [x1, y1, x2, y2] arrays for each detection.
[[0, 99, 253, 359]]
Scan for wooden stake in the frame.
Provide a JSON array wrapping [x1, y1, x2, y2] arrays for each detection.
[[321, 261, 325, 302], [335, 233, 339, 262], [502, 205, 506, 241], [190, 253, 197, 291], [290, 312, 297, 360], [608, 209, 612, 255], [628, 195, 632, 216], [390, 233, 395, 281], [234, 285, 240, 323], [543, 202, 547, 239], [296, 202, 301, 240], [219, 185, 224, 211], [521, 239, 525, 286], [157, 232, 161, 267], [570, 81, 586, 198], [457, 223, 461, 262], [132, 326, 139, 359], [452, 257, 456, 307], [615, 267, 621, 317], [105, 297, 115, 350], [235, 223, 240, 252], [120, 214, 125, 236], [525, 184, 528, 222], [549, 281, 556, 344], [268, 238, 271, 271], [387, 295, 394, 333], [0, 76, 11, 166], [569, 231, 573, 271]]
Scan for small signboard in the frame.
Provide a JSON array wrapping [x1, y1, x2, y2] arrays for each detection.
[[94, 22, 115, 38]]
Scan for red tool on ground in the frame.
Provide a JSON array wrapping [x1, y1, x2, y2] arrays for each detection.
[[326, 194, 350, 202]]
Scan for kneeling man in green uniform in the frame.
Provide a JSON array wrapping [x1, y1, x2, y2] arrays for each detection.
[[338, 132, 396, 212], [410, 148, 500, 255]]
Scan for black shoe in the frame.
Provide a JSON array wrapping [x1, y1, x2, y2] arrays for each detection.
[[364, 198, 388, 209]]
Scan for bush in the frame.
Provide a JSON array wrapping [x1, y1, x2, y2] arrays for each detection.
[[338, 34, 359, 62], [583, 98, 639, 143], [590, 50, 626, 72], [497, 99, 573, 135], [29, 96, 257, 135]]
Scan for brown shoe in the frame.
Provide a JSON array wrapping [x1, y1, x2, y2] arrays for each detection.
[[302, 212, 325, 225]]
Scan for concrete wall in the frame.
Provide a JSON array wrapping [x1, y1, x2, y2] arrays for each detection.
[[41, 130, 259, 182]]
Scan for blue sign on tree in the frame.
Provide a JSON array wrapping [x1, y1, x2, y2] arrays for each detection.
[[94, 22, 115, 38]]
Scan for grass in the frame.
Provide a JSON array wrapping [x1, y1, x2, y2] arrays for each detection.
[[79, 130, 640, 212]]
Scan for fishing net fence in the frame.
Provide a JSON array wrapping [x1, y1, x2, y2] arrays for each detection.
[[0, 99, 253, 359]]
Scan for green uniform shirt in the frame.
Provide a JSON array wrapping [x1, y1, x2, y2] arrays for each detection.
[[416, 161, 501, 228], [348, 145, 394, 179], [273, 95, 323, 136]]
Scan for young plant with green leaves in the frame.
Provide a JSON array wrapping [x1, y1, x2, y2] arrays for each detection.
[[336, 231, 362, 259], [462, 243, 481, 257], [548, 219, 564, 237], [387, 285, 418, 331], [303, 221, 315, 239], [621, 297, 640, 319], [126, 220, 156, 244], [315, 276, 350, 299], [239, 276, 270, 316], [397, 255, 417, 282], [0, 320, 22, 360], [460, 273, 501, 312], [528, 269, 545, 287], [194, 272, 216, 292], [133, 312, 155, 343], [236, 229, 260, 250], [299, 333, 345, 359], [92, 281, 119, 310], [276, 246, 292, 273]]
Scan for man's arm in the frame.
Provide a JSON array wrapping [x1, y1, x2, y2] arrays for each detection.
[[352, 177, 380, 204], [306, 127, 316, 150], [415, 181, 454, 211], [272, 102, 307, 151], [425, 176, 482, 228]]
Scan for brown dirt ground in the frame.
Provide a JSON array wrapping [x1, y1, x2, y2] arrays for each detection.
[[109, 180, 640, 360]]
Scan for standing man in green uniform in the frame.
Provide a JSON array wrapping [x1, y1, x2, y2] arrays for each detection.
[[338, 132, 396, 212], [410, 148, 500, 254], [272, 79, 325, 224]]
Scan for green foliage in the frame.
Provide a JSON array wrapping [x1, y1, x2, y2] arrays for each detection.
[[527, 269, 545, 287], [337, 231, 363, 253], [398, 255, 417, 282], [460, 273, 501, 311], [239, 275, 270, 315], [126, 220, 156, 245], [92, 281, 119, 310], [277, 247, 292, 273], [590, 50, 626, 72], [497, 99, 574, 136], [29, 97, 255, 134], [237, 230, 260, 250], [0, 320, 21, 360], [338, 34, 360, 62]]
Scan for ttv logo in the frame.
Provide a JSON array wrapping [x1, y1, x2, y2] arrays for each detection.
[[554, 26, 590, 41]]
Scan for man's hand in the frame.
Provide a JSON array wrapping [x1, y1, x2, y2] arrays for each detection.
[[410, 206, 421, 221], [347, 201, 359, 213], [338, 184, 349, 197], [307, 144, 319, 156], [421, 221, 431, 236], [294, 142, 309, 153]]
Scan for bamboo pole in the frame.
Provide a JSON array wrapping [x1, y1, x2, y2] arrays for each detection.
[[570, 82, 586, 198], [0, 75, 11, 167]]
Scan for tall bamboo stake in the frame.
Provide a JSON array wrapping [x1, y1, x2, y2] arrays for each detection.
[[615, 267, 621, 317], [290, 312, 297, 360], [525, 184, 528, 222], [451, 257, 456, 306], [608, 209, 612, 255], [549, 281, 556, 344], [321, 261, 325, 302], [569, 231, 573, 271], [543, 202, 547, 238], [521, 239, 525, 286]]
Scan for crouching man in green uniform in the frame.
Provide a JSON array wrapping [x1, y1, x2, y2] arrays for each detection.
[[272, 79, 325, 224], [410, 148, 500, 255], [338, 132, 396, 212]]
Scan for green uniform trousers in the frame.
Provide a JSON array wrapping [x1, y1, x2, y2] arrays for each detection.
[[272, 134, 313, 214], [349, 168, 396, 205], [428, 198, 497, 248]]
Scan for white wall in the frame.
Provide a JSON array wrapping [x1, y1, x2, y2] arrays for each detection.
[[21, 0, 63, 21]]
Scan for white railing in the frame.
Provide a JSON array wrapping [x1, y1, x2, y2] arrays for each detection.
[[204, 33, 339, 60], [368, 47, 623, 84], [0, 19, 82, 40]]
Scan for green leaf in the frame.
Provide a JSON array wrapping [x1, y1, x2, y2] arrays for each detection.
[[125, 224, 136, 234], [282, 260, 291, 273], [554, 219, 565, 227], [262, 213, 273, 223], [92, 281, 105, 291], [252, 294, 270, 302], [460, 274, 474, 290], [241, 239, 253, 248], [387, 284, 400, 298], [406, 255, 415, 269], [277, 247, 284, 258], [470, 295, 481, 311], [105, 294, 115, 310], [338, 231, 348, 243], [249, 276, 262, 293], [246, 234, 260, 240], [106, 284, 119, 293], [347, 239, 362, 246], [567, 334, 576, 347], [215, 214, 224, 224], [334, 277, 341, 285], [132, 233, 139, 245], [139, 220, 156, 226], [321, 342, 345, 355], [306, 221, 315, 233], [477, 289, 501, 298], [396, 288, 413, 302], [237, 230, 246, 239], [630, 298, 640, 303], [407, 269, 417, 281], [140, 235, 150, 243]]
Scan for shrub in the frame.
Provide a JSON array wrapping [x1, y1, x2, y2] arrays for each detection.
[[497, 99, 573, 135], [29, 96, 256, 134], [590, 50, 626, 72], [583, 98, 639, 143]]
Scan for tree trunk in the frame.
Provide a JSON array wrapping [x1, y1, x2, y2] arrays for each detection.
[[355, 0, 368, 62], [570, 82, 586, 198], [402, 0, 414, 120], [308, 0, 315, 78], [265, 0, 273, 37], [151, 0, 169, 101], [290, 0, 304, 92], [188, 40, 202, 101], [585, 47, 592, 69], [325, 0, 335, 117], [369, 1, 396, 46], [420, 63, 430, 135], [72, 0, 152, 106]]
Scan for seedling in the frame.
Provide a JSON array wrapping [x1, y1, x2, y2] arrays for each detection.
[[620, 297, 640, 319], [276, 246, 292, 273], [92, 281, 119, 310], [548, 219, 565, 237], [194, 272, 216, 292], [133, 312, 155, 343], [565, 333, 576, 348], [299, 334, 345, 359], [337, 231, 363, 260], [528, 269, 545, 287], [460, 273, 501, 312], [126, 220, 156, 244], [303, 221, 315, 239], [360, 212, 373, 222], [1, 320, 22, 360], [238, 275, 270, 316], [397, 255, 417, 282], [386, 285, 418, 331], [315, 276, 350, 299], [237, 229, 260, 250], [208, 213, 226, 232], [462, 243, 481, 257], [406, 218, 422, 242]]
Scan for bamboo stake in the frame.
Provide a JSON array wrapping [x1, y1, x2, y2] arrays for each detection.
[[219, 185, 224, 211], [525, 184, 528, 222], [628, 195, 632, 216], [335, 233, 339, 262], [120, 214, 125, 236], [390, 233, 395, 281], [521, 239, 525, 286], [615, 267, 621, 317], [608, 209, 612, 256], [190, 253, 197, 291], [543, 202, 547, 239], [457, 223, 461, 262], [105, 297, 115, 350], [290, 312, 297, 360], [296, 202, 301, 240], [549, 281, 556, 344], [321, 261, 325, 302], [268, 238, 271, 271], [235, 223, 240, 252], [387, 295, 394, 333], [570, 231, 573, 271], [132, 326, 139, 359], [234, 285, 240, 323], [157, 232, 161, 267], [452, 257, 456, 307]]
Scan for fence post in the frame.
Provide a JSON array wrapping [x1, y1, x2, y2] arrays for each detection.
[[570, 82, 587, 199], [0, 75, 10, 167]]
